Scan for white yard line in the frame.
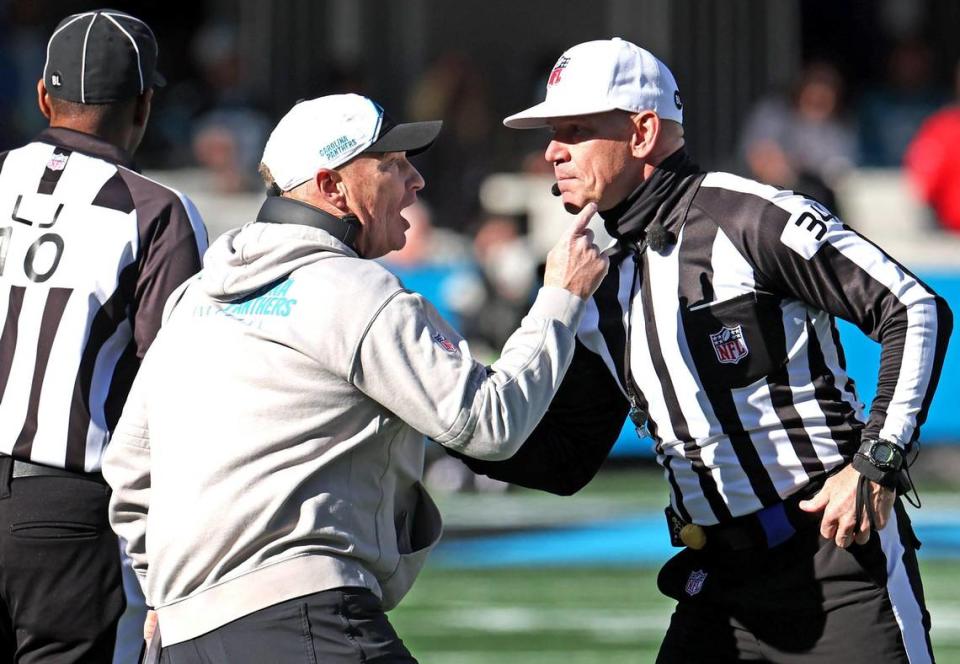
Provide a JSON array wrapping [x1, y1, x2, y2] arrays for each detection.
[[404, 605, 670, 637], [403, 602, 960, 643], [930, 603, 960, 643]]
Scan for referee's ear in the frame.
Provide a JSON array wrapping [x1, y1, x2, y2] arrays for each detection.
[[629, 110, 660, 160], [133, 88, 154, 130], [36, 79, 53, 121]]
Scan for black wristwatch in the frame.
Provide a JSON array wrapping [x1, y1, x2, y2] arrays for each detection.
[[852, 438, 904, 487]]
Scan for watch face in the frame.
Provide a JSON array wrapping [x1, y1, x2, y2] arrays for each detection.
[[872, 445, 895, 464]]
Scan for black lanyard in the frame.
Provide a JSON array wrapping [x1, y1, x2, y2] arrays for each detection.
[[623, 243, 649, 439], [612, 173, 705, 441]]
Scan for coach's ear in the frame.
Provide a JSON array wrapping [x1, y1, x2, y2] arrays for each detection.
[[315, 168, 350, 213]]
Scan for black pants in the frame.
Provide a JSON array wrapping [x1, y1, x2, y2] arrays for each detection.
[[0, 459, 125, 663], [656, 499, 933, 663], [159, 589, 417, 664]]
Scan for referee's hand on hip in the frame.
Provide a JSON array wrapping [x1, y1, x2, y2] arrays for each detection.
[[799, 464, 895, 547]]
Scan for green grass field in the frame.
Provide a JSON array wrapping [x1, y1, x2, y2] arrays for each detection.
[[390, 465, 960, 663], [392, 565, 669, 663], [391, 561, 960, 663]]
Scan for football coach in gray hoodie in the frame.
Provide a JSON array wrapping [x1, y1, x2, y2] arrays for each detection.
[[102, 93, 608, 663]]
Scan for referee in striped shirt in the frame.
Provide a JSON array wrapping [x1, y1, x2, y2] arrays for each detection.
[[459, 39, 952, 663], [0, 11, 206, 663]]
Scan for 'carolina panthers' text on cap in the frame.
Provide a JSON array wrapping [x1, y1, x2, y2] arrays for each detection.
[[503, 37, 683, 129], [261, 94, 443, 192], [44, 9, 165, 104]]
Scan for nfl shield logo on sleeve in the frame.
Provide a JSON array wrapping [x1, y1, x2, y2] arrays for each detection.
[[432, 332, 458, 354], [685, 569, 708, 596], [709, 324, 749, 365]]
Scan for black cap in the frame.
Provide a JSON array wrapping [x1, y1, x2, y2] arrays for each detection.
[[366, 113, 442, 157], [44, 9, 166, 104]]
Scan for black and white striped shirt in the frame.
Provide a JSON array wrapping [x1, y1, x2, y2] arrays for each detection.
[[459, 150, 952, 525], [0, 128, 207, 472]]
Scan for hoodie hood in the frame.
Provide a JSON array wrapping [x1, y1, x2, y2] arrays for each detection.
[[201, 222, 357, 302]]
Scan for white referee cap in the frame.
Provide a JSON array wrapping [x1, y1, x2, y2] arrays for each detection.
[[262, 94, 442, 192], [504, 38, 683, 129]]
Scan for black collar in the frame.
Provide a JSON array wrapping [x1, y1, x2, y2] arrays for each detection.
[[599, 147, 702, 245], [256, 195, 362, 254], [34, 127, 136, 170]]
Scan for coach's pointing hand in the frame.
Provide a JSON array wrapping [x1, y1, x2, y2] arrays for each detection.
[[544, 202, 610, 299]]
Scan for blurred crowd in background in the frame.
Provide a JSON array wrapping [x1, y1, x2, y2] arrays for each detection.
[[3, 0, 960, 488]]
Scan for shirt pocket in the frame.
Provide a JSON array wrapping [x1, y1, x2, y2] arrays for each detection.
[[682, 291, 786, 389]]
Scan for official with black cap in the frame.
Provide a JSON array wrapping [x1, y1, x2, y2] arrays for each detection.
[[0, 10, 207, 664]]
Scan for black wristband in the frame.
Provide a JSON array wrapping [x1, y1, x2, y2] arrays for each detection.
[[852, 438, 903, 489], [852, 453, 898, 488]]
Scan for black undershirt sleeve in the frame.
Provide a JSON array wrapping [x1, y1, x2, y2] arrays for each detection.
[[445, 340, 630, 495]]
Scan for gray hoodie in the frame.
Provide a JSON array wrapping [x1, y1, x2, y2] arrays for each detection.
[[103, 220, 585, 645]]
